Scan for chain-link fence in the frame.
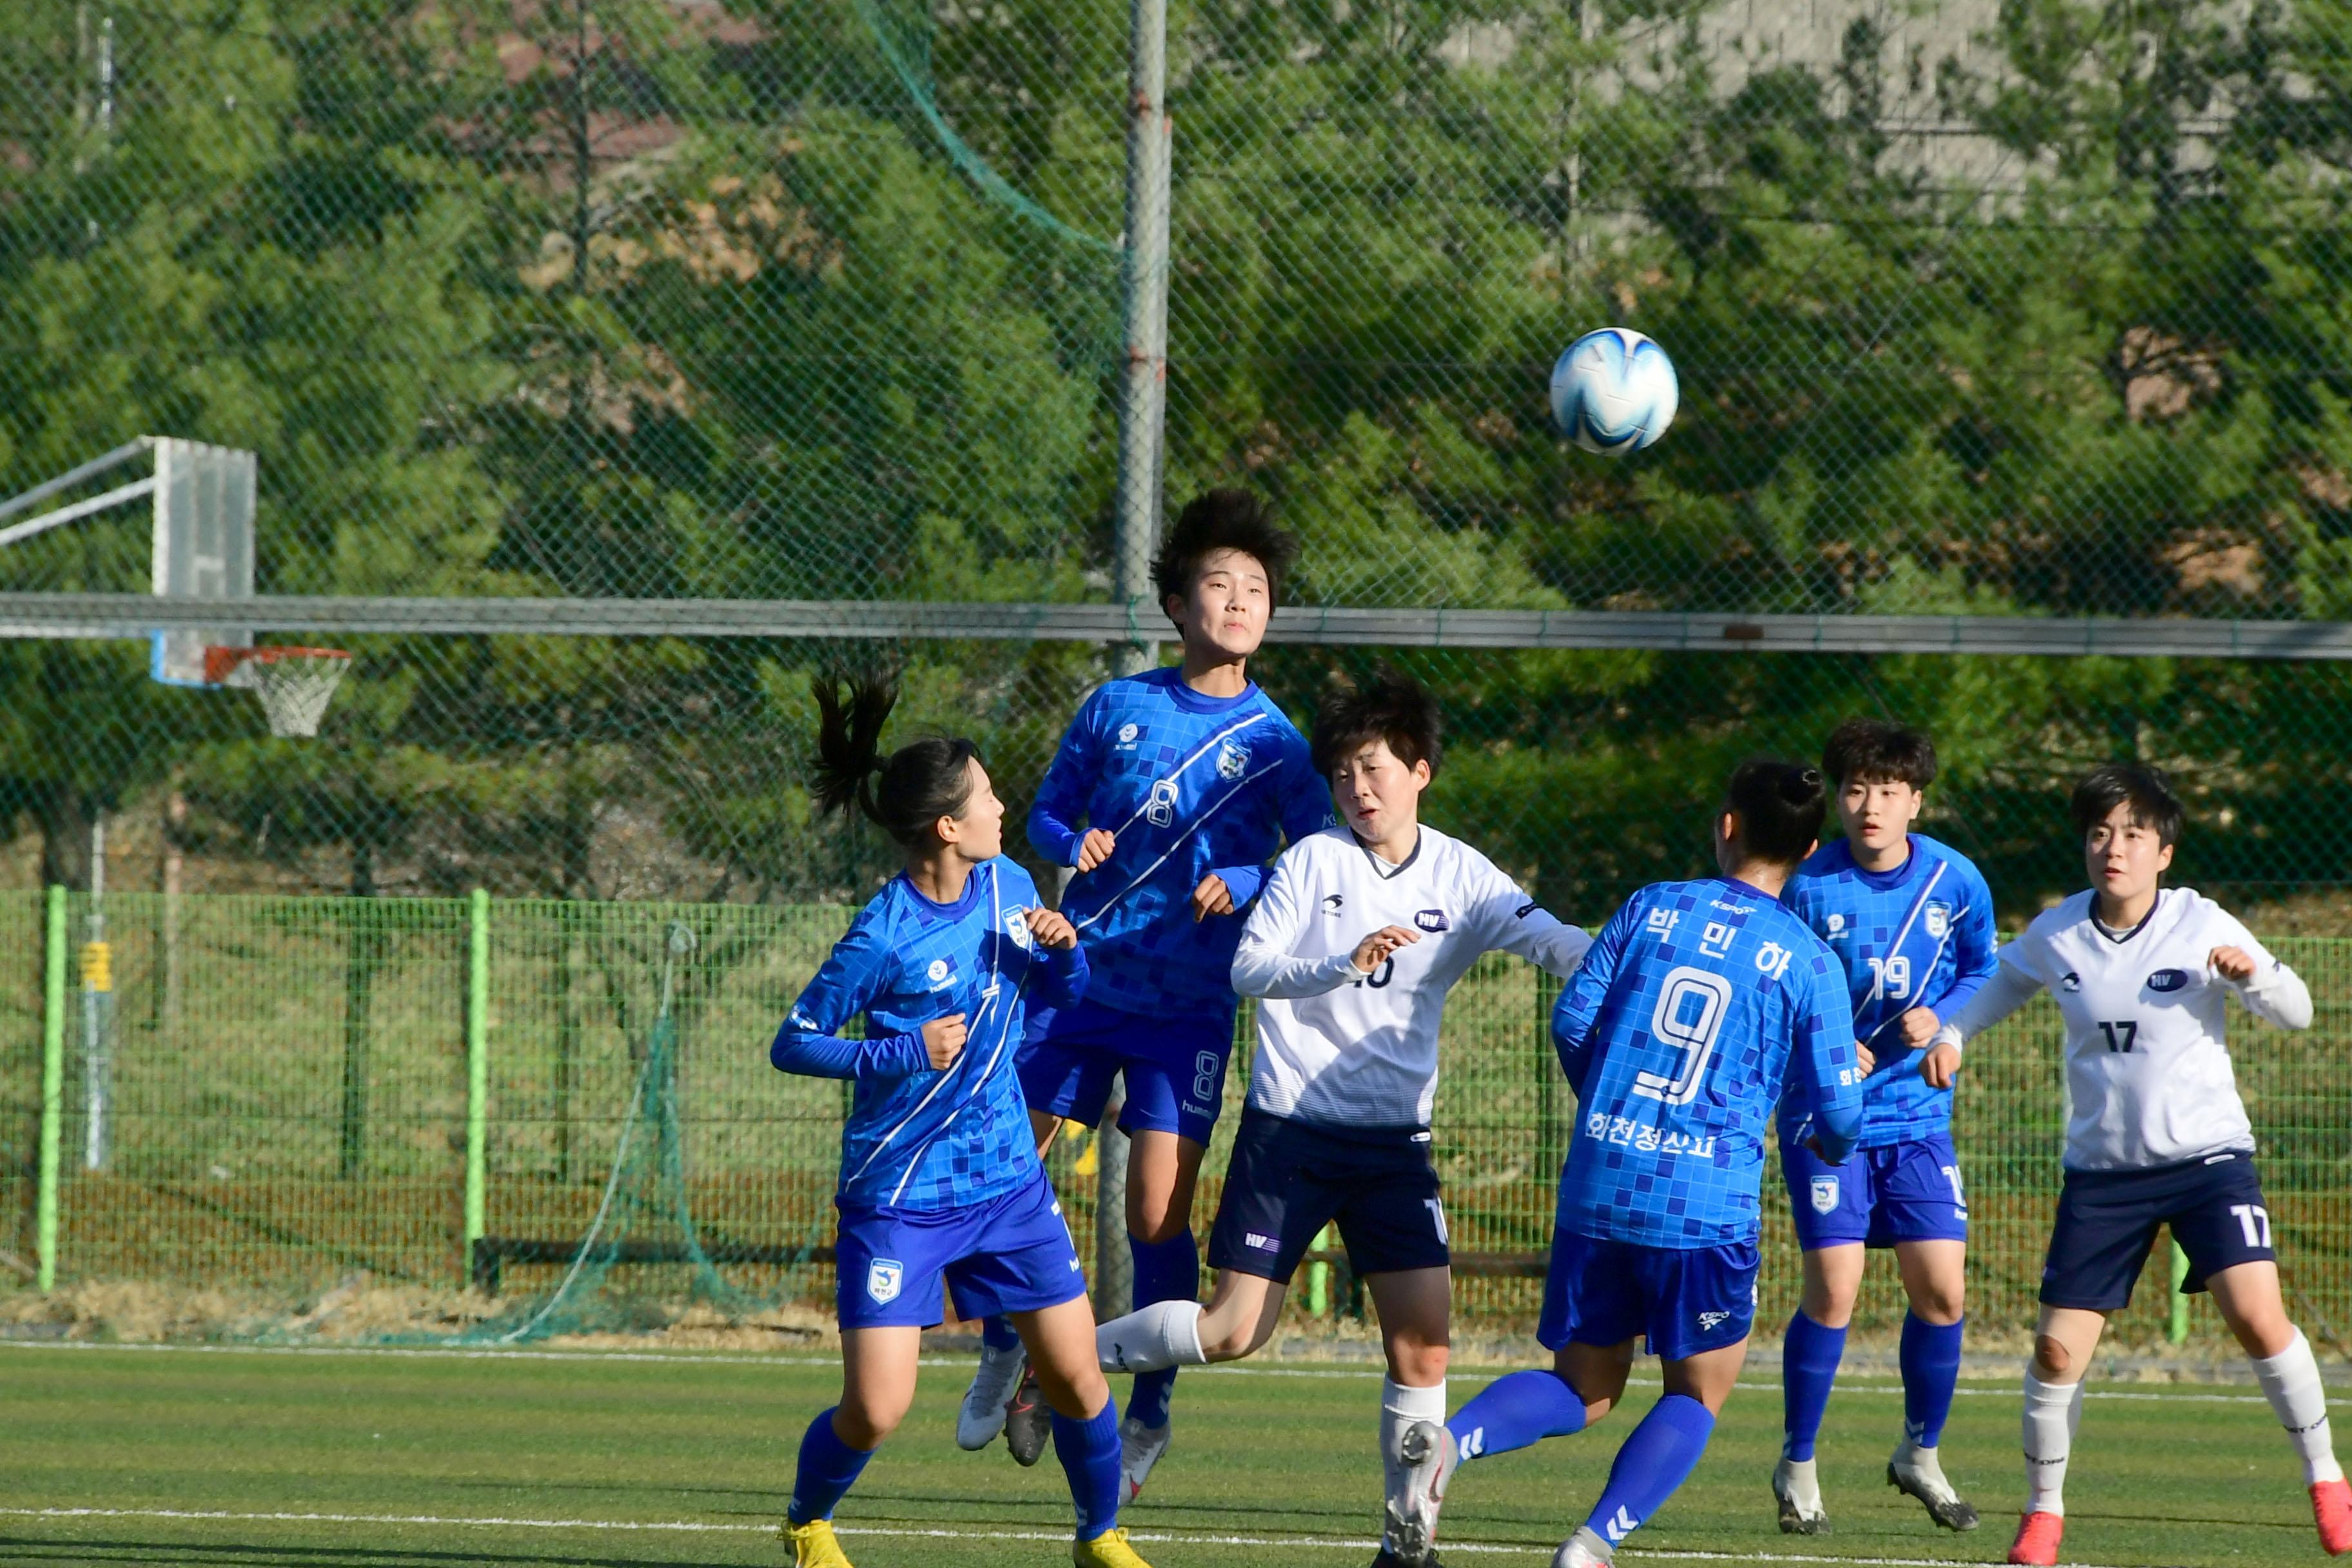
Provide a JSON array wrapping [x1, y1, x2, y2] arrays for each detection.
[[7, 889, 2348, 1348]]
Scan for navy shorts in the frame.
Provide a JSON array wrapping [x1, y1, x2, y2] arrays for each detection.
[[2041, 1150, 2276, 1311], [834, 1166, 1086, 1330], [1206, 1105, 1449, 1282], [1783, 1132, 1970, 1250], [1017, 997, 1233, 1146], [1541, 1230, 1760, 1362]]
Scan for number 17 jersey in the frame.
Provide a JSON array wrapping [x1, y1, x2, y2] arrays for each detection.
[[1553, 877, 1863, 1248]]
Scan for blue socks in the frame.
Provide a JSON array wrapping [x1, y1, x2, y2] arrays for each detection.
[[1124, 1230, 1199, 1429], [787, 1407, 874, 1525], [1781, 1310, 1847, 1462], [1447, 1368, 1588, 1462], [1584, 1393, 1716, 1549], [1901, 1312, 1965, 1447], [1052, 1402, 1124, 1541], [981, 1313, 1021, 1353]]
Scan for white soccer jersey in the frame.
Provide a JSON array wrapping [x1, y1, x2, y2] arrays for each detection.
[[1231, 824, 1592, 1127], [1935, 887, 2312, 1171]]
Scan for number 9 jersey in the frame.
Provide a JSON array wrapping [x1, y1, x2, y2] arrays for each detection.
[[1553, 877, 1864, 1248]]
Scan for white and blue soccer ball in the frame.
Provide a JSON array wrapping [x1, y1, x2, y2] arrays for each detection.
[[1549, 327, 1680, 455]]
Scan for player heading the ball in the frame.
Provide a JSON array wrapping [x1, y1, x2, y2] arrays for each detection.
[[960, 489, 1336, 1489], [1772, 719, 1997, 1536], [1394, 760, 1865, 1568], [1088, 671, 1591, 1568], [768, 676, 1153, 1568], [1925, 763, 2349, 1567]]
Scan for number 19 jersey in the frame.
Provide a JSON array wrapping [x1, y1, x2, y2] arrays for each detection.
[[1553, 877, 1863, 1248]]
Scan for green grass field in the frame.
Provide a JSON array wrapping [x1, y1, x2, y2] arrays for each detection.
[[1, 1344, 2338, 1567]]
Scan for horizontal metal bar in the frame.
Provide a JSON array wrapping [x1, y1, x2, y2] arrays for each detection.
[[0, 477, 159, 549], [2, 593, 2351, 659], [0, 438, 153, 525]]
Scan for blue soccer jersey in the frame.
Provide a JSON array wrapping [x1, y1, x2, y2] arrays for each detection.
[[1030, 667, 1333, 1021], [1553, 877, 1863, 1249], [1778, 834, 1997, 1147], [772, 858, 1087, 1212]]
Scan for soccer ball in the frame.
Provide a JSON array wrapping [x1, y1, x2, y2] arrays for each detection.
[[1549, 328, 1680, 455]]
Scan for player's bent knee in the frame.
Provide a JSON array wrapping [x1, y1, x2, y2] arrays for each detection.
[[2032, 1335, 2070, 1380], [1385, 1341, 1449, 1386], [832, 1400, 904, 1449]]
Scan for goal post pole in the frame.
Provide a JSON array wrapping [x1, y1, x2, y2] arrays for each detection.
[[464, 888, 490, 1282]]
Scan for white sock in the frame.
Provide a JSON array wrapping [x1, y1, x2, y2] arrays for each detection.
[[1096, 1298, 1204, 1375], [2253, 1329, 2344, 1485], [2021, 1371, 2081, 1517], [1380, 1378, 1449, 1522]]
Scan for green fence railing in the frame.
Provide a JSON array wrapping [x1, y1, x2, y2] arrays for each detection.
[[5, 889, 2347, 1348]]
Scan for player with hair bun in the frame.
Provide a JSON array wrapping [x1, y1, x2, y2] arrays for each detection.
[[769, 674, 1150, 1568], [1926, 762, 2347, 1566], [1770, 718, 1997, 1536], [958, 489, 1337, 1492], [1393, 760, 1865, 1568], [1088, 669, 1591, 1566]]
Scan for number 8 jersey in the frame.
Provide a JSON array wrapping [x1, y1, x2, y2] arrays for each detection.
[[1935, 888, 2313, 1171], [1553, 877, 1865, 1248]]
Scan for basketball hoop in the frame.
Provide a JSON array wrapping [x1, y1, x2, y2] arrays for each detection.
[[202, 645, 351, 738]]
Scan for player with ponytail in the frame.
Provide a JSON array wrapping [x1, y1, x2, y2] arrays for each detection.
[[771, 674, 1153, 1568]]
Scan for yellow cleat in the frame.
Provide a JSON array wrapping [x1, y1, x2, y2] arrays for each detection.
[[1073, 1525, 1154, 1568], [780, 1516, 854, 1568]]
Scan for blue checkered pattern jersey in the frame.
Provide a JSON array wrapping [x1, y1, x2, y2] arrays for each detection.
[[1029, 667, 1333, 1021], [1777, 834, 1997, 1148], [770, 858, 1088, 1212], [1553, 877, 1865, 1248]]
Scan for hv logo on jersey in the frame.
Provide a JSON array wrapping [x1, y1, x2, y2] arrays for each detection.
[[1810, 1176, 1839, 1214], [865, 1259, 904, 1305], [1414, 908, 1451, 932]]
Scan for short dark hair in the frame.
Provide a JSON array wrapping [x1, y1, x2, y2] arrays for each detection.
[[2070, 762, 2184, 847], [1822, 718, 1937, 790], [1313, 669, 1442, 779], [1725, 758, 1827, 868], [1152, 488, 1300, 618], [809, 672, 983, 847]]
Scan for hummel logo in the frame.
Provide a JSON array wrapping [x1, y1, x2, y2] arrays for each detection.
[[1458, 1427, 1486, 1460], [1698, 1310, 1730, 1331], [1107, 1342, 1133, 1371], [1604, 1504, 1640, 1543]]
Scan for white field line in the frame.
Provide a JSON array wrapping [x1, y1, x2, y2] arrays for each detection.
[[0, 1507, 2142, 1567], [0, 1338, 2329, 1407]]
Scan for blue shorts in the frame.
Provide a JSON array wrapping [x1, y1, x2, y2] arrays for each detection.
[[1206, 1106, 1449, 1282], [2041, 1150, 2275, 1312], [1783, 1132, 1970, 1250], [834, 1166, 1086, 1330], [1540, 1229, 1760, 1361], [1017, 997, 1233, 1146]]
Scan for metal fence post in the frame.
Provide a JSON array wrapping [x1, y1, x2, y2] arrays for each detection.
[[35, 885, 66, 1293], [464, 888, 489, 1280]]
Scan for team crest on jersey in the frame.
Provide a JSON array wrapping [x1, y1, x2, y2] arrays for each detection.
[[1004, 910, 1033, 950], [1925, 902, 1951, 939], [1217, 740, 1250, 779], [865, 1258, 903, 1304], [1321, 894, 1345, 916], [1414, 908, 1451, 933], [925, 958, 952, 985], [1810, 1176, 1839, 1214], [2060, 971, 2082, 992], [2148, 967, 2190, 992]]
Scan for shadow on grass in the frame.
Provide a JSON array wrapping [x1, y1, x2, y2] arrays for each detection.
[[0, 1536, 738, 1568]]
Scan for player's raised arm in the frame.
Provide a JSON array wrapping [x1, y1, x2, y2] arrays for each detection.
[[1920, 957, 2043, 1088], [1028, 687, 1108, 870], [1023, 906, 1092, 1012], [2211, 917, 2314, 1030], [770, 917, 939, 1083], [1466, 856, 1591, 978], [1228, 850, 1411, 998], [1790, 948, 1864, 1164], [1205, 709, 1335, 913], [1549, 894, 1636, 1093]]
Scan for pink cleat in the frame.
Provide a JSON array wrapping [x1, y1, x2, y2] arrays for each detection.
[[2006, 1510, 2063, 1567], [2314, 1478, 2352, 1556]]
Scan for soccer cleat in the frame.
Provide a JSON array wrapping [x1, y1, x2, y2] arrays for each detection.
[[1369, 1551, 1446, 1568], [780, 1517, 854, 1568], [1549, 1525, 1614, 1567], [1886, 1442, 1979, 1531], [1386, 1418, 1459, 1567], [1772, 1456, 1828, 1535], [1119, 1413, 1173, 1502], [957, 1340, 1029, 1451], [1004, 1367, 1051, 1466], [1072, 1525, 1155, 1568], [2006, 1510, 2063, 1566], [2314, 1478, 2352, 1556]]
